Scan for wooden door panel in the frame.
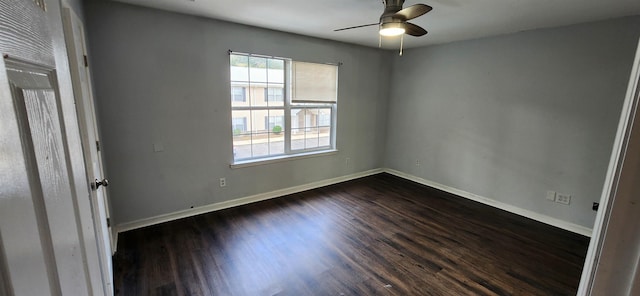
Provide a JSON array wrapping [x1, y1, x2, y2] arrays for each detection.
[[0, 0, 53, 66], [0, 0, 103, 294], [2, 59, 62, 296]]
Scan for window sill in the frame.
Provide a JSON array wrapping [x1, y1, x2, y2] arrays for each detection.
[[230, 149, 338, 169]]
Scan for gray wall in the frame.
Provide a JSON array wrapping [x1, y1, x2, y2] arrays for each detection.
[[84, 1, 391, 225], [385, 17, 640, 228], [85, 0, 640, 230]]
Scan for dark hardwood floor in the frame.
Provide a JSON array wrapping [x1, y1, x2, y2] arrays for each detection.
[[113, 173, 590, 296]]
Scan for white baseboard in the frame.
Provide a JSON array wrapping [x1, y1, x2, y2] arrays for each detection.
[[116, 168, 384, 234], [383, 168, 593, 237], [115, 167, 593, 238]]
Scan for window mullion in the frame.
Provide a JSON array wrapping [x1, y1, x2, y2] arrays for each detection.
[[285, 104, 291, 154], [331, 104, 337, 148], [284, 59, 292, 154]]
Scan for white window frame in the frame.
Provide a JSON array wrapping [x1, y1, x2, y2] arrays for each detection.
[[229, 52, 338, 166]]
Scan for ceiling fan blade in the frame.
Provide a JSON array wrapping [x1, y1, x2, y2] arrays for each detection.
[[404, 22, 428, 36], [394, 4, 432, 21], [334, 23, 379, 32]]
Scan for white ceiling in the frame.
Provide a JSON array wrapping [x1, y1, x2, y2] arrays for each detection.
[[114, 0, 640, 49]]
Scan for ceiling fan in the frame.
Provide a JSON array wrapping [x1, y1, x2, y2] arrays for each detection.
[[334, 0, 432, 55]]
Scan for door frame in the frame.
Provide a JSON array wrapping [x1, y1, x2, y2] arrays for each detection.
[[577, 38, 640, 294], [61, 5, 114, 295]]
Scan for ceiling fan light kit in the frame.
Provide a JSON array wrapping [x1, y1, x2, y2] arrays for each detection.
[[334, 0, 432, 56], [379, 22, 406, 36]]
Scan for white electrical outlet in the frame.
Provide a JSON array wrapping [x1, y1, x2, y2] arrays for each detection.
[[345, 157, 351, 167], [219, 177, 226, 187], [556, 193, 571, 205], [153, 143, 164, 152], [546, 191, 557, 201]]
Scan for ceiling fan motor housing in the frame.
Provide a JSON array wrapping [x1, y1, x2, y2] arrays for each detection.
[[381, 0, 407, 24]]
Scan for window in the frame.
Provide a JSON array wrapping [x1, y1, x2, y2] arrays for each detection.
[[231, 87, 246, 102], [230, 52, 338, 163], [265, 87, 284, 102]]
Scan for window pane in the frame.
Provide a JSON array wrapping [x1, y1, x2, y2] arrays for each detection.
[[230, 86, 247, 107], [269, 131, 285, 155], [265, 111, 285, 132], [230, 54, 249, 108], [251, 131, 270, 158], [230, 54, 248, 66], [249, 110, 262, 134], [267, 59, 284, 83], [291, 108, 303, 150], [232, 110, 251, 160], [267, 109, 284, 155], [249, 57, 268, 83], [230, 55, 249, 81], [265, 87, 284, 107], [232, 110, 249, 133], [319, 125, 331, 147], [305, 136, 318, 149], [268, 59, 284, 70], [305, 122, 319, 150], [318, 108, 331, 126], [318, 108, 331, 147]]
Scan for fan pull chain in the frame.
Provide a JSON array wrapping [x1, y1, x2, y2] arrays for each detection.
[[399, 34, 404, 56]]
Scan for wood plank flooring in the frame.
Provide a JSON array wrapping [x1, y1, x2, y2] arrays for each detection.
[[113, 173, 589, 295]]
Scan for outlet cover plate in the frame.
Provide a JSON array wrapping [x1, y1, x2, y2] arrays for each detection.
[[556, 193, 571, 205]]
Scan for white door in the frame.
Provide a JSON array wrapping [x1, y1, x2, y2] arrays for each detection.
[[62, 5, 114, 294], [0, 0, 103, 295]]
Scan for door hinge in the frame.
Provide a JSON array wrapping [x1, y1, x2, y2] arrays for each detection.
[[106, 218, 111, 227], [96, 140, 100, 151], [83, 55, 89, 67]]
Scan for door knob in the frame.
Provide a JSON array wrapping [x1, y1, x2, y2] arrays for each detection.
[[93, 178, 109, 190]]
